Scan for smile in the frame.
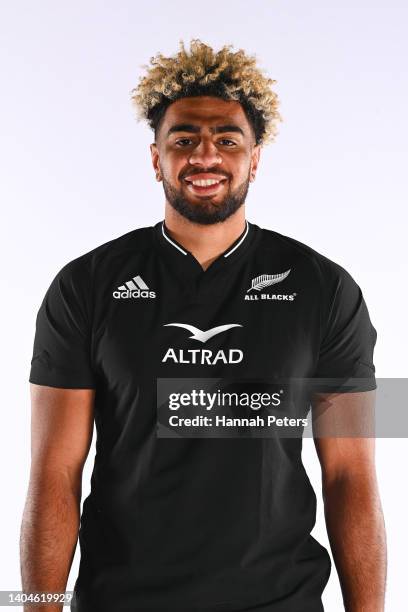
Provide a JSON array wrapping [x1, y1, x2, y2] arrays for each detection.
[[184, 178, 227, 194]]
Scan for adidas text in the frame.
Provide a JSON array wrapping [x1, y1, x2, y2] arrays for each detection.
[[113, 289, 156, 299]]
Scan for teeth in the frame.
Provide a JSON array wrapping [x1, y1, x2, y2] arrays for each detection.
[[191, 179, 221, 187]]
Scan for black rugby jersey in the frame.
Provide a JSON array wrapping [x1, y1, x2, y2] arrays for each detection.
[[29, 219, 377, 612]]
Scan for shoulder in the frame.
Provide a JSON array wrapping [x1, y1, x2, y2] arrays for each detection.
[[256, 224, 360, 295], [50, 224, 155, 284]]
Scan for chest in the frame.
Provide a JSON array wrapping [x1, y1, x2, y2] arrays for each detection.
[[91, 261, 321, 383]]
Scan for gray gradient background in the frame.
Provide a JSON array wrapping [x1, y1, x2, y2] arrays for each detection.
[[1, 1, 406, 610]]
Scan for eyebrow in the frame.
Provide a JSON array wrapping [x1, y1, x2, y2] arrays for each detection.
[[166, 123, 245, 137]]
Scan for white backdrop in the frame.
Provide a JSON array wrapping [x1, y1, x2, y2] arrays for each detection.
[[1, 1, 407, 610]]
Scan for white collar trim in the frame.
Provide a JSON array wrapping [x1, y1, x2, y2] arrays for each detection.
[[161, 220, 249, 258], [161, 222, 188, 255], [223, 220, 249, 257]]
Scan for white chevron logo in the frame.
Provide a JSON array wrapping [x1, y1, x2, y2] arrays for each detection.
[[117, 275, 149, 291], [163, 323, 242, 343]]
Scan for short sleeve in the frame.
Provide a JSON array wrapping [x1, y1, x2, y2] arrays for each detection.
[[313, 264, 377, 393], [29, 257, 97, 389]]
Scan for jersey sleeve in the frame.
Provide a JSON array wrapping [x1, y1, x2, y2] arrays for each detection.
[[29, 256, 97, 389], [313, 261, 377, 393]]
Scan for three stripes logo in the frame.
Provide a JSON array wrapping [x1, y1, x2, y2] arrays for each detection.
[[113, 275, 156, 299]]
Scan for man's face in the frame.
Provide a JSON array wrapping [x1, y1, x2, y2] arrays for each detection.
[[150, 96, 261, 225]]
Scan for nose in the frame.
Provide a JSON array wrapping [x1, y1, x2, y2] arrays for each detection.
[[188, 138, 222, 167]]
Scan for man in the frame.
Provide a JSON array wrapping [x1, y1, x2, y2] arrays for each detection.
[[21, 39, 386, 612]]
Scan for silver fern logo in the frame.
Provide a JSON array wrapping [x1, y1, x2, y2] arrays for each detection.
[[245, 269, 297, 302], [247, 270, 291, 293]]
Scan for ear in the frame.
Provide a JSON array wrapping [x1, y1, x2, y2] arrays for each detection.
[[249, 145, 261, 181], [150, 143, 162, 181]]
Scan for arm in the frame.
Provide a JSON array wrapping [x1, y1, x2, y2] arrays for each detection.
[[312, 390, 387, 612], [20, 384, 95, 612]]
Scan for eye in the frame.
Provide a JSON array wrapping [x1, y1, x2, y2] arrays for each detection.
[[218, 139, 236, 146], [174, 138, 237, 147], [175, 138, 193, 146]]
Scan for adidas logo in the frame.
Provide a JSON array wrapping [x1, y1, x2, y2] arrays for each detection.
[[113, 275, 156, 299]]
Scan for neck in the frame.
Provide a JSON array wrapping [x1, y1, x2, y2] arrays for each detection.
[[163, 205, 247, 271]]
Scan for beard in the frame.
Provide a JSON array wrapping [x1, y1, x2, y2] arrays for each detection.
[[161, 169, 251, 225]]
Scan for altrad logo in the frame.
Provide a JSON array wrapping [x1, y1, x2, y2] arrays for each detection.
[[162, 323, 243, 364]]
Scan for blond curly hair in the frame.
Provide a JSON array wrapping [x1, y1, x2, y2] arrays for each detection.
[[130, 38, 282, 146]]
